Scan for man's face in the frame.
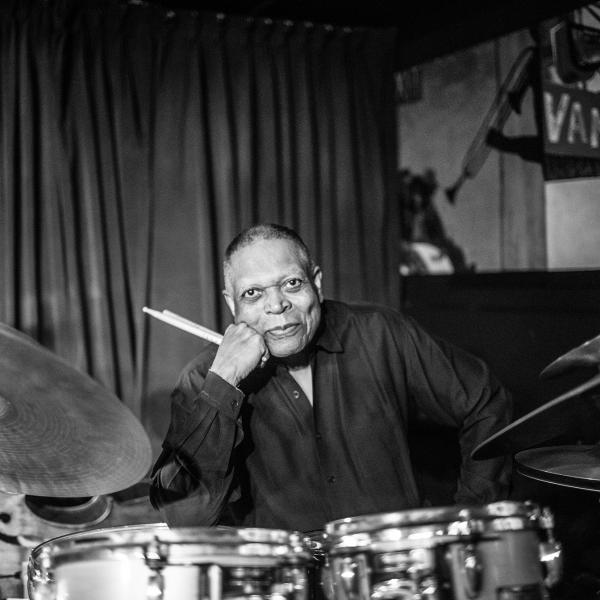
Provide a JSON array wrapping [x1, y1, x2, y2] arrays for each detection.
[[223, 238, 323, 357]]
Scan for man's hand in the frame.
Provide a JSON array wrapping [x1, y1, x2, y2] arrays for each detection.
[[209, 323, 269, 387]]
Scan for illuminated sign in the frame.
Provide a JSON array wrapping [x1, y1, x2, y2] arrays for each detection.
[[542, 81, 600, 159]]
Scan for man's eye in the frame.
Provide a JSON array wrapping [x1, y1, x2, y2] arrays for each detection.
[[241, 289, 262, 300], [283, 278, 304, 291]]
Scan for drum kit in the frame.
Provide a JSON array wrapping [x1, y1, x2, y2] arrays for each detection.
[[3, 322, 600, 599]]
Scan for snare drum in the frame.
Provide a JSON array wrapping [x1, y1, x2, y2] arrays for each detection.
[[28, 523, 313, 600], [323, 502, 562, 600]]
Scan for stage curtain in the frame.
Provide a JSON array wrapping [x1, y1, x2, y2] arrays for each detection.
[[0, 0, 398, 453]]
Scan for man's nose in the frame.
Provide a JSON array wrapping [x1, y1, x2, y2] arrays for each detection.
[[264, 287, 291, 313]]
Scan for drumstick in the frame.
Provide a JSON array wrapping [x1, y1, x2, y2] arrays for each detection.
[[142, 307, 223, 345], [162, 310, 224, 342]]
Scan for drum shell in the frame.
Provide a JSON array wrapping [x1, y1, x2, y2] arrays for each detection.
[[323, 502, 556, 600], [446, 528, 545, 600], [28, 523, 314, 600]]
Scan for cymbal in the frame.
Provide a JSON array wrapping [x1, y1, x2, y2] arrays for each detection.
[[541, 333, 600, 379], [515, 445, 600, 492], [471, 372, 600, 460], [0, 323, 152, 496]]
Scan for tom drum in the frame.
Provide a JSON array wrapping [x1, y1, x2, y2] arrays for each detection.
[[323, 502, 562, 600], [27, 523, 314, 600]]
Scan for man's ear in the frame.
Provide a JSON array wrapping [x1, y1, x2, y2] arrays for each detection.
[[223, 290, 235, 318], [312, 266, 324, 302]]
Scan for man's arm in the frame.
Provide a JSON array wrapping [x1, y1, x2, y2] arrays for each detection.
[[401, 316, 513, 504], [149, 321, 268, 526], [149, 370, 245, 526]]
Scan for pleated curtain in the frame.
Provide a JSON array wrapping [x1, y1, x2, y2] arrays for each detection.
[[0, 0, 398, 453]]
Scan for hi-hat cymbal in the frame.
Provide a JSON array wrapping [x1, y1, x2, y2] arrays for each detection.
[[515, 445, 600, 492], [541, 333, 600, 379], [471, 372, 600, 460], [0, 323, 152, 496]]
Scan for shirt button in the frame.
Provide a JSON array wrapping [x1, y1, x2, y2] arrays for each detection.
[[315, 432, 322, 441], [327, 475, 336, 484], [292, 390, 300, 399]]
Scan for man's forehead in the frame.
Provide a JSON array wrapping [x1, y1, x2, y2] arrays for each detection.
[[230, 238, 304, 267], [226, 239, 308, 286]]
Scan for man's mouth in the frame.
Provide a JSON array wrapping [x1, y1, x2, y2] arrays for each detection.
[[266, 323, 300, 339]]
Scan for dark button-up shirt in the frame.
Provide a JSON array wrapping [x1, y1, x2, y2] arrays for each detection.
[[150, 300, 512, 532]]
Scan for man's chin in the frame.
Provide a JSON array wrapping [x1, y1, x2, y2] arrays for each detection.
[[267, 337, 305, 358]]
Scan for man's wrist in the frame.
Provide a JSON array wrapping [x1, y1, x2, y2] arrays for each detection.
[[208, 366, 240, 388]]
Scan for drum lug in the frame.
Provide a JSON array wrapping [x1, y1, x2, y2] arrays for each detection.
[[539, 541, 563, 589], [28, 548, 54, 600], [339, 557, 360, 600], [538, 507, 563, 588], [144, 538, 166, 600], [332, 556, 369, 600], [208, 564, 223, 600], [271, 565, 309, 600], [458, 543, 482, 599], [320, 555, 335, 600], [146, 568, 164, 600]]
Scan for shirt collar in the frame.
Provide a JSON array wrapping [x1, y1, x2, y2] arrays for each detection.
[[313, 300, 344, 353]]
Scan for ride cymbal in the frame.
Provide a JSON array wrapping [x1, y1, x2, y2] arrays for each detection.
[[471, 372, 600, 460], [0, 323, 152, 496], [541, 333, 600, 379], [515, 445, 600, 492]]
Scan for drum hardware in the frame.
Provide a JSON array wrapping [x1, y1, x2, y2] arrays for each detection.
[[30, 545, 53, 600], [269, 567, 306, 600], [0, 322, 152, 497], [303, 531, 332, 600], [330, 555, 370, 600], [372, 548, 439, 599], [537, 509, 562, 589], [454, 544, 481, 599], [24, 495, 113, 528], [328, 543, 445, 599], [323, 502, 561, 600], [143, 537, 166, 600], [208, 565, 223, 600]]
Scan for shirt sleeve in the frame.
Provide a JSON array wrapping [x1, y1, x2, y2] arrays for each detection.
[[149, 369, 245, 527], [399, 315, 513, 504]]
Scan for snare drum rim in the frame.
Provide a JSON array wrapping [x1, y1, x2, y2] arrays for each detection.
[[325, 501, 542, 539], [29, 522, 169, 561], [29, 523, 312, 566]]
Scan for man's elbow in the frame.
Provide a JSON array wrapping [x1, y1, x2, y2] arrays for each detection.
[[149, 481, 222, 527]]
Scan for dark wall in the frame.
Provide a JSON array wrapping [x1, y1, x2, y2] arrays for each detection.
[[402, 271, 600, 416], [402, 271, 600, 598]]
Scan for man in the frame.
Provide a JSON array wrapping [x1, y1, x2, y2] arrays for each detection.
[[150, 223, 512, 532]]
